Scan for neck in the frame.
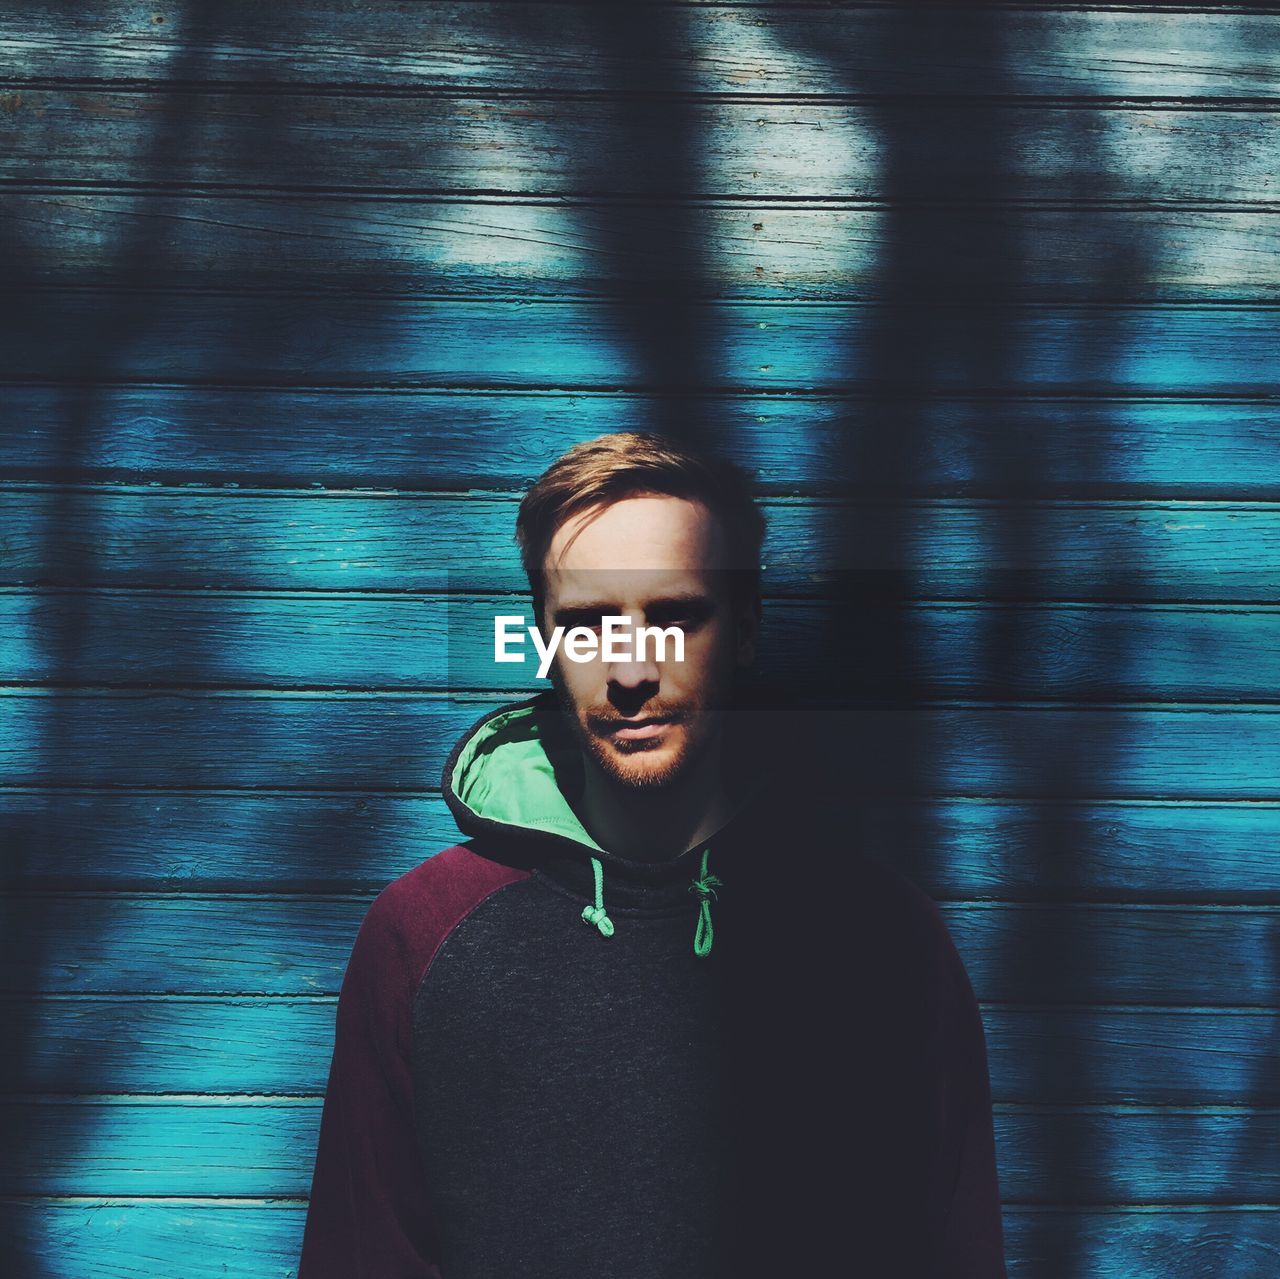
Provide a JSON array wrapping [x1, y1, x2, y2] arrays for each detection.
[[575, 725, 734, 862]]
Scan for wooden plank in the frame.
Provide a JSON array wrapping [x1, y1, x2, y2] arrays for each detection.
[[1, 1200, 1276, 1279], [4, 94, 1280, 203], [4, 294, 1279, 394], [983, 1008, 1280, 1106], [5, 490, 1280, 601], [1, 1099, 1275, 1201], [6, 5, 1280, 98], [7, 196, 1280, 301], [1002, 1206, 1280, 1279], [0, 896, 1274, 1003], [5, 998, 1275, 1105], [5, 792, 1280, 900], [7, 591, 1280, 704], [4, 693, 1280, 797], [3, 388, 1278, 498]]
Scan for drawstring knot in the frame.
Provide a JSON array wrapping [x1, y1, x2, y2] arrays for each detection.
[[689, 846, 720, 958], [582, 857, 615, 937], [582, 846, 722, 957]]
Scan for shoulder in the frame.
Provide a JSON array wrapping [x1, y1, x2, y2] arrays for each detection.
[[827, 848, 978, 1000], [349, 843, 531, 991], [850, 852, 947, 931]]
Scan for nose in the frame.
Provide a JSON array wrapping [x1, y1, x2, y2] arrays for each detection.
[[604, 616, 659, 690], [607, 653, 659, 690]]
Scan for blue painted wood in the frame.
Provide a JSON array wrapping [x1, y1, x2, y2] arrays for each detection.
[[3, 390, 1277, 497], [5, 490, 1280, 601], [1, 896, 1274, 1004], [5, 2, 1279, 1270], [6, 590, 1280, 702], [1002, 1206, 1280, 1279], [8, 197, 1280, 301], [8, 5, 1280, 98], [4, 998, 1275, 1105], [2, 1201, 1276, 1279], [5, 793, 1280, 901], [4, 693, 1280, 796], [3, 1099, 1276, 1201], [3, 93, 1279, 203], [3, 295, 1279, 394]]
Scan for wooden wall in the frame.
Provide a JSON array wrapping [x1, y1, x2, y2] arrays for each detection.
[[2, 3, 1278, 1274]]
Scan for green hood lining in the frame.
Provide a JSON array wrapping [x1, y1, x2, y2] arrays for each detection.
[[449, 701, 603, 853]]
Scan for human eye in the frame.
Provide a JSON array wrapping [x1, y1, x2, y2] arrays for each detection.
[[647, 600, 712, 632], [556, 607, 610, 632]]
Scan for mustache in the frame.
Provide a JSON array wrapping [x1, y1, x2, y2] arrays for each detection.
[[585, 700, 691, 731]]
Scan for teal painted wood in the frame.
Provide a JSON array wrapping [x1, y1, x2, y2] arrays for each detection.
[[7, 590, 1280, 702], [5, 693, 1280, 796], [2, 896, 1275, 1004], [2, 1202, 1277, 1279], [4, 998, 1276, 1105], [5, 1, 1280, 1267], [7, 4, 1280, 98], [3, 391, 1278, 497], [4, 94, 1280, 203], [4, 296, 1280, 393], [3, 1099, 1276, 1200], [6, 491, 1280, 601], [1001, 1207, 1280, 1279], [6, 793, 1280, 901], [7, 197, 1280, 301]]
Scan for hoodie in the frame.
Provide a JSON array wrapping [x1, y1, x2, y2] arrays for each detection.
[[298, 691, 1007, 1278]]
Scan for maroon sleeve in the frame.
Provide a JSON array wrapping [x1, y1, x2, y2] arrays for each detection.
[[935, 922, 1008, 1278], [298, 846, 528, 1279]]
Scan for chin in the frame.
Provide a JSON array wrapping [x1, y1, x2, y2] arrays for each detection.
[[592, 739, 690, 790]]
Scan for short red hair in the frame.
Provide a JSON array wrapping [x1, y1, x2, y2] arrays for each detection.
[[515, 432, 766, 616]]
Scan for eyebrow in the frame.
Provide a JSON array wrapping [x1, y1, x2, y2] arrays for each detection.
[[551, 591, 714, 624]]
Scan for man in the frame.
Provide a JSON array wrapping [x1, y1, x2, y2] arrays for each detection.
[[299, 432, 1007, 1277]]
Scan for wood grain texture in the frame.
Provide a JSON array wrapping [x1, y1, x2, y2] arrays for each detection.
[[4, 997, 1276, 1105], [6, 489, 1280, 601], [5, 0, 1279, 1264], [1, 1200, 1276, 1279], [2, 895, 1275, 1004], [5, 692, 1280, 796], [6, 792, 1280, 901], [7, 589, 1280, 703], [6, 4, 1280, 98], [3, 92, 1280, 203], [3, 1098, 1277, 1201], [3, 388, 1277, 498], [3, 294, 1279, 394], [6, 196, 1280, 301]]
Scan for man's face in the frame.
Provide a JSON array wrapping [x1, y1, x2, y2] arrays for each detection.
[[540, 494, 756, 790]]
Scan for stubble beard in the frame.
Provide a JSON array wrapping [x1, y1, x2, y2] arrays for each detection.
[[551, 675, 716, 793]]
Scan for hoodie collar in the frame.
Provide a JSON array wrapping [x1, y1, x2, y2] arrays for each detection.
[[442, 690, 757, 911]]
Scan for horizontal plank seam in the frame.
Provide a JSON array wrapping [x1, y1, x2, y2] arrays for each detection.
[[3, 1196, 1278, 1212], [2, 994, 1275, 1015], [3, 890, 1277, 911], [4, 1096, 1275, 1115], [9, 80, 1280, 107]]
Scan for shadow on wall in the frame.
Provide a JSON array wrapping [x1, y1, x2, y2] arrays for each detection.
[[4, 3, 1273, 1276], [0, 1, 459, 1272]]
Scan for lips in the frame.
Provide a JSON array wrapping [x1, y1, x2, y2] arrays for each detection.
[[603, 716, 674, 739]]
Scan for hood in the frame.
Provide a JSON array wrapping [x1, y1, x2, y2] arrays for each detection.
[[444, 691, 604, 858], [442, 690, 756, 957]]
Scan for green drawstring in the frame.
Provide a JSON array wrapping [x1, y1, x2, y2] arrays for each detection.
[[581, 856, 615, 937], [582, 845, 722, 958], [688, 845, 722, 959]]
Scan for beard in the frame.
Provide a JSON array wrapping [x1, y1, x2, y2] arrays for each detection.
[[550, 676, 716, 792]]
